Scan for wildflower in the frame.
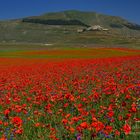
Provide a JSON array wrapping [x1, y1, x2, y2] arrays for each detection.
[[80, 122, 88, 129], [123, 124, 131, 135], [93, 92, 99, 99], [35, 123, 41, 127], [0, 120, 3, 125], [69, 127, 75, 133], [76, 134, 82, 140], [105, 125, 113, 133], [107, 111, 114, 118], [65, 113, 71, 118], [131, 105, 137, 112], [92, 117, 97, 121], [118, 115, 123, 121], [3, 122, 8, 126], [71, 117, 79, 122], [12, 116, 23, 127], [15, 128, 23, 135], [91, 121, 104, 132], [4, 109, 10, 118], [62, 119, 68, 125], [115, 130, 120, 136], [0, 135, 6, 140]]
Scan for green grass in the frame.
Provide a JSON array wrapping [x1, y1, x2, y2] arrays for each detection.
[[0, 44, 139, 59]]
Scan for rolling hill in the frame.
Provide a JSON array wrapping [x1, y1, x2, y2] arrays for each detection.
[[0, 10, 140, 47], [22, 10, 140, 30]]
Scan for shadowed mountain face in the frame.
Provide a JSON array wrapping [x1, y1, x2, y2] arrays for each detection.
[[0, 10, 140, 45], [22, 18, 89, 27]]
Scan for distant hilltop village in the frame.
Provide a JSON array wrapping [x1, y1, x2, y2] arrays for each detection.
[[77, 25, 109, 33]]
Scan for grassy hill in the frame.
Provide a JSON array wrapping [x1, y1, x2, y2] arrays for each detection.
[[22, 10, 140, 30], [0, 10, 140, 48]]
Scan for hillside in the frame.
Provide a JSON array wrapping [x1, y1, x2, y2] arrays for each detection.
[[0, 10, 140, 47], [22, 10, 140, 30]]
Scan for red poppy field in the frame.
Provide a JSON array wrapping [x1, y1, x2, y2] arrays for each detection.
[[0, 48, 140, 140]]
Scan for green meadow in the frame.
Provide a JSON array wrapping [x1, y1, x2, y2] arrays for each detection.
[[0, 44, 140, 59]]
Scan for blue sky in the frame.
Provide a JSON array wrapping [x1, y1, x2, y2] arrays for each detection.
[[0, 0, 140, 24]]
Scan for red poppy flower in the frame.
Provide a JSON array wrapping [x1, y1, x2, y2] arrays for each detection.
[[12, 116, 23, 127], [62, 119, 68, 125], [15, 128, 23, 135], [4, 109, 10, 118], [115, 130, 120, 136], [91, 121, 104, 132], [123, 124, 131, 135], [105, 125, 113, 133], [0, 120, 3, 125], [80, 122, 88, 129], [107, 111, 114, 118]]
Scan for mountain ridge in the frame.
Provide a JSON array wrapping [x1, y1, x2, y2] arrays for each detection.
[[21, 10, 140, 30], [0, 10, 140, 46]]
